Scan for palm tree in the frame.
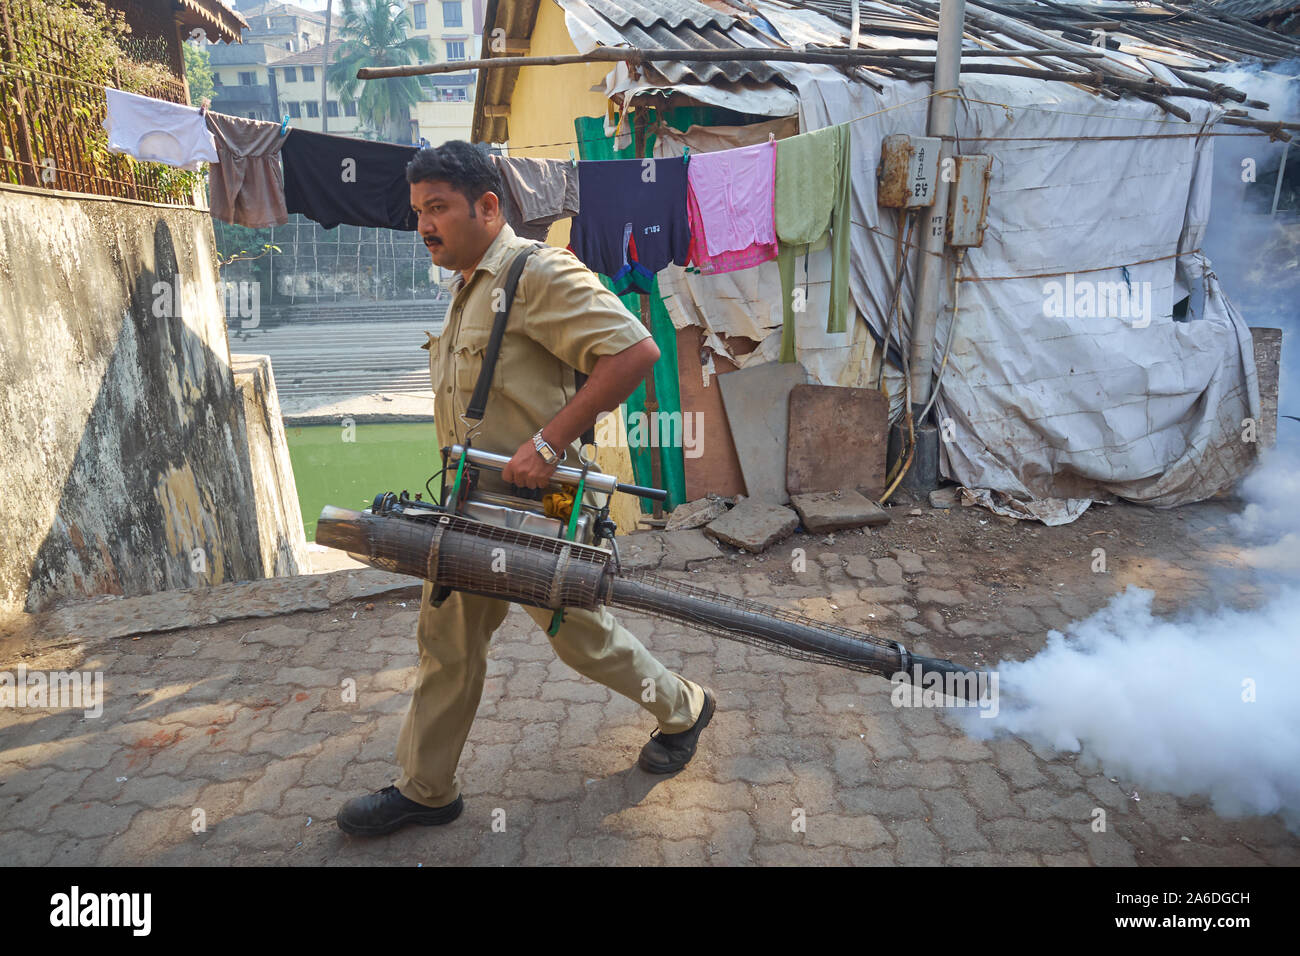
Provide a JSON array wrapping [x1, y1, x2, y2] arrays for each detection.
[[327, 0, 432, 143]]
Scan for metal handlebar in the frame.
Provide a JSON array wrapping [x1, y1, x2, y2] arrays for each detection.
[[445, 444, 667, 502]]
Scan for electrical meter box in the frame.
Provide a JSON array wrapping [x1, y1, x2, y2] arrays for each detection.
[[877, 133, 941, 208], [947, 154, 993, 248]]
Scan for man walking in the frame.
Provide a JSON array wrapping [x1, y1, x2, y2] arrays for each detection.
[[337, 142, 715, 837]]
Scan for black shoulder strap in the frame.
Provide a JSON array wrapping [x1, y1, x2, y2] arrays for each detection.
[[465, 243, 542, 425], [464, 242, 597, 448]]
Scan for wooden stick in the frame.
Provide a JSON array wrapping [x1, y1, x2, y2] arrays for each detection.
[[1219, 117, 1296, 141], [357, 44, 1224, 106], [1168, 67, 1248, 103], [355, 44, 1106, 79], [1150, 0, 1300, 54]]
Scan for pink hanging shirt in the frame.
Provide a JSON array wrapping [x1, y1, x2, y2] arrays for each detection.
[[685, 140, 778, 275]]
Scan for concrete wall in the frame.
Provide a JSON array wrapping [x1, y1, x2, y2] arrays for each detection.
[[232, 354, 310, 577], [0, 184, 303, 613], [416, 100, 476, 146]]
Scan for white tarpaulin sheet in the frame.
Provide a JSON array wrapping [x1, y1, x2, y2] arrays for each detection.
[[789, 65, 1261, 522]]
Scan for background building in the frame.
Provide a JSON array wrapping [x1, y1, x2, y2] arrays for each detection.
[[405, 0, 484, 145], [267, 40, 366, 134], [208, 42, 288, 120], [205, 1, 480, 143], [206, 2, 328, 122], [236, 1, 328, 51]]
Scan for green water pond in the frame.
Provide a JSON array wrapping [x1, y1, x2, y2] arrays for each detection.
[[285, 421, 441, 541]]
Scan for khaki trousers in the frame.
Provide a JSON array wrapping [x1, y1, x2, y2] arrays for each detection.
[[395, 581, 705, 808]]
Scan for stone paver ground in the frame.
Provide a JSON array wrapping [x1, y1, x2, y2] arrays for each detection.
[[2, 497, 1296, 866]]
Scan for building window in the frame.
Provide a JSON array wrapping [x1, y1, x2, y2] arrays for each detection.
[[247, 112, 257, 120], [446, 40, 465, 61], [283, 66, 296, 83], [412, 2, 427, 29], [285, 41, 292, 50], [213, 73, 223, 86], [344, 100, 358, 117], [238, 71, 255, 85], [306, 101, 319, 118], [302, 65, 315, 82], [438, 87, 467, 102], [285, 101, 302, 118], [326, 100, 339, 117], [442, 1, 462, 28]]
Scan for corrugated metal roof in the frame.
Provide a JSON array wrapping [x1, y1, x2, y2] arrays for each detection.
[[615, 19, 782, 84], [581, 0, 737, 31], [559, 0, 782, 85]]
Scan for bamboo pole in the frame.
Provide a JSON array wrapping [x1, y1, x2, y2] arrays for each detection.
[[1219, 117, 1295, 141], [356, 43, 1237, 107], [1151, 0, 1300, 55], [355, 45, 1109, 79]]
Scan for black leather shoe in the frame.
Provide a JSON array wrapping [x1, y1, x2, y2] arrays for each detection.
[[638, 688, 716, 774], [336, 785, 464, 837]]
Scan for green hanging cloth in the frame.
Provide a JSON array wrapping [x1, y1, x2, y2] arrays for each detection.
[[774, 122, 852, 362]]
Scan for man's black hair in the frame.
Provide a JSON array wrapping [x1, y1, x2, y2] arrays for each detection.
[[406, 140, 502, 218]]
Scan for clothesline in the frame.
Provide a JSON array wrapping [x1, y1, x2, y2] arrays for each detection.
[[97, 84, 1250, 365]]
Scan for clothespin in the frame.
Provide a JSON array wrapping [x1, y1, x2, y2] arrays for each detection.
[[683, 146, 690, 164], [280, 114, 290, 136], [569, 148, 577, 166]]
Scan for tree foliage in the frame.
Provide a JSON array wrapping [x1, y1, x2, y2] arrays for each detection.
[[326, 0, 432, 143], [2, 0, 197, 199], [184, 43, 216, 106]]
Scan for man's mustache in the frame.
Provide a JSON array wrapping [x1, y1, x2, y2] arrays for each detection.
[[423, 235, 443, 248]]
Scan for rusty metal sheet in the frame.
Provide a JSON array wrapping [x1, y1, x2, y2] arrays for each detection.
[[947, 154, 993, 248], [877, 133, 940, 208], [785, 384, 889, 499]]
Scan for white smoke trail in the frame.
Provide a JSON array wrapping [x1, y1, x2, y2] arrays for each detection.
[[1232, 444, 1300, 571], [957, 443, 1300, 826], [958, 585, 1300, 827]]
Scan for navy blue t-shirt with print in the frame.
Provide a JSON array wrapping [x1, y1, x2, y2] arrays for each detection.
[[568, 157, 690, 295]]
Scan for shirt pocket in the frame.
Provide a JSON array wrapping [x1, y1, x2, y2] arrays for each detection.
[[451, 319, 495, 400]]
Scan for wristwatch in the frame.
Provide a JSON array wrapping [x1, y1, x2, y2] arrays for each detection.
[[532, 430, 562, 465]]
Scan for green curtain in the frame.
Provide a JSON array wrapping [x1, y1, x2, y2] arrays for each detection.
[[599, 272, 685, 514]]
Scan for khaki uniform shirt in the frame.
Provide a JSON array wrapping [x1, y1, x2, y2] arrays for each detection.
[[424, 223, 650, 491]]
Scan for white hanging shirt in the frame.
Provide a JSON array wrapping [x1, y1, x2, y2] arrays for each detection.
[[103, 87, 219, 171]]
